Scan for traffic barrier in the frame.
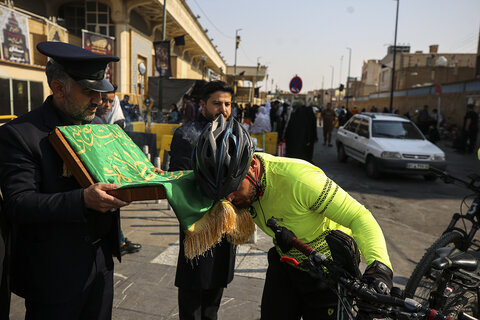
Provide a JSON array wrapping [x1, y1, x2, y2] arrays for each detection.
[[149, 123, 180, 151], [159, 134, 173, 164], [131, 121, 146, 132], [251, 132, 278, 155]]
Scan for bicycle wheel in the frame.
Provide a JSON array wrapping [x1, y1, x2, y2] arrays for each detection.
[[405, 231, 477, 317]]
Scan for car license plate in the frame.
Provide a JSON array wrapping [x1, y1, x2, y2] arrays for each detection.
[[406, 163, 429, 169]]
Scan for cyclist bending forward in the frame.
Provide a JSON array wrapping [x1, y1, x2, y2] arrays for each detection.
[[193, 115, 394, 320]]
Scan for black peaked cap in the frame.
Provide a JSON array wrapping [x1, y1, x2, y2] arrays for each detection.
[[37, 41, 119, 92]]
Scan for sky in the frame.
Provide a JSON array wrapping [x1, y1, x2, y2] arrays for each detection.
[[185, 0, 480, 93]]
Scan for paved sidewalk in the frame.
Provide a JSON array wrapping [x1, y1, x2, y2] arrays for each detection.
[[9, 200, 272, 320]]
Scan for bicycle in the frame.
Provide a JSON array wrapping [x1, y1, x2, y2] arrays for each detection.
[[266, 217, 464, 320], [404, 167, 480, 318]]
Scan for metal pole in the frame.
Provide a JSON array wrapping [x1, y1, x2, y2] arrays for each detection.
[[330, 65, 334, 103], [339, 56, 343, 104], [233, 29, 241, 99], [346, 47, 352, 111], [158, 0, 167, 123], [389, 0, 399, 112], [254, 57, 261, 104]]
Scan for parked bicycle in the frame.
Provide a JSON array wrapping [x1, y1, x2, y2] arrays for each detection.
[[266, 217, 465, 320], [404, 167, 480, 318]]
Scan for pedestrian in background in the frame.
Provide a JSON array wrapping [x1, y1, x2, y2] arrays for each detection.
[[120, 94, 135, 124], [462, 104, 479, 153], [285, 103, 318, 163], [417, 105, 431, 134], [321, 102, 336, 147], [104, 85, 126, 129], [250, 105, 272, 134], [0, 41, 129, 319], [182, 94, 198, 124], [168, 103, 180, 123]]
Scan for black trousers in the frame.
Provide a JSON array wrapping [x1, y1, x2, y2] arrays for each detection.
[[25, 243, 114, 320], [261, 248, 339, 320], [178, 287, 224, 320]]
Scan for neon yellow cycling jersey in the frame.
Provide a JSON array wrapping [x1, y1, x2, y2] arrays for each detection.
[[251, 153, 392, 270]]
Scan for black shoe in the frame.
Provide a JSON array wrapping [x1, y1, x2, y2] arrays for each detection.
[[328, 144, 333, 147], [120, 238, 142, 255]]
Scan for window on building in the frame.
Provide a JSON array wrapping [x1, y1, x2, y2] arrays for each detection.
[[58, 1, 114, 37], [85, 1, 115, 36], [58, 2, 85, 37]]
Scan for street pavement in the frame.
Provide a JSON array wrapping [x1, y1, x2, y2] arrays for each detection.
[[8, 127, 479, 319]]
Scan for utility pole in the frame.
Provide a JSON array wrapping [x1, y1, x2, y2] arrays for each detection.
[[233, 29, 241, 99], [346, 47, 352, 111], [339, 55, 343, 104], [330, 65, 334, 103], [389, 0, 400, 112]]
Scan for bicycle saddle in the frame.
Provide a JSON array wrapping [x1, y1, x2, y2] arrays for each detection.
[[432, 251, 478, 272]]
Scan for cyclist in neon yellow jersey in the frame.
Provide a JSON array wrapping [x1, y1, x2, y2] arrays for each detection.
[[193, 115, 393, 320]]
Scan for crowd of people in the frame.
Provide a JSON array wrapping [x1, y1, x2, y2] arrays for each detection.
[[0, 40, 478, 320]]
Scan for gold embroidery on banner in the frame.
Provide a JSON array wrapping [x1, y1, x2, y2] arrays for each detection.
[[60, 125, 186, 186]]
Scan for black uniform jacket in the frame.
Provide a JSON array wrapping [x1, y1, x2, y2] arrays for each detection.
[[169, 114, 236, 289], [0, 96, 120, 303]]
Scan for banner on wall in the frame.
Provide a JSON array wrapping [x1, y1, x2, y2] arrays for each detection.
[[82, 29, 115, 83], [0, 7, 30, 64], [47, 22, 67, 42], [153, 40, 171, 78]]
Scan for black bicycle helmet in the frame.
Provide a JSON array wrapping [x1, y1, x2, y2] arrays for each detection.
[[193, 115, 255, 201]]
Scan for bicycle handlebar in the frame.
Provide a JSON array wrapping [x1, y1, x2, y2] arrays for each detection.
[[429, 166, 480, 193], [266, 217, 458, 320]]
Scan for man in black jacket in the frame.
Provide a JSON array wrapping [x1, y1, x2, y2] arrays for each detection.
[[169, 81, 234, 320], [0, 42, 129, 319]]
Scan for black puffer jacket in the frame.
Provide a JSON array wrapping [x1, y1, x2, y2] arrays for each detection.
[[169, 114, 236, 289]]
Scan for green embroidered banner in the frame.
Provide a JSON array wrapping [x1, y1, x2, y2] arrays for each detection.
[[57, 124, 213, 230]]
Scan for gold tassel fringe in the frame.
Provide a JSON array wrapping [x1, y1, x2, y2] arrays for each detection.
[[183, 200, 255, 259]]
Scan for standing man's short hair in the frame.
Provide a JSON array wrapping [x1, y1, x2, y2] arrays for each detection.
[[200, 81, 234, 102]]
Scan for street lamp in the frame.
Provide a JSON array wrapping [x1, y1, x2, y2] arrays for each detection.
[[330, 65, 334, 103], [389, 0, 400, 112], [233, 28, 242, 98], [346, 47, 352, 111]]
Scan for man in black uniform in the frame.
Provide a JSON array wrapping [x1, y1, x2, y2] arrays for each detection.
[[0, 42, 129, 319], [169, 81, 235, 320]]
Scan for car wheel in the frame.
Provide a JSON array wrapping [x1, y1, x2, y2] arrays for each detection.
[[366, 156, 380, 178], [337, 144, 347, 162], [424, 174, 438, 181]]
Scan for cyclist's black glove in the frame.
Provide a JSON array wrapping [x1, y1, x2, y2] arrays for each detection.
[[274, 226, 296, 253], [362, 260, 393, 294]]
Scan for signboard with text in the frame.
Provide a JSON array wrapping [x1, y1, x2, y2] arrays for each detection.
[[0, 7, 30, 64], [82, 30, 115, 83]]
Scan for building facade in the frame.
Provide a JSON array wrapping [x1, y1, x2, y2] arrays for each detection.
[[0, 0, 226, 117], [379, 44, 476, 92]]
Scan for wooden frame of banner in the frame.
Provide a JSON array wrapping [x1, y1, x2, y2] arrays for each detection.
[[49, 128, 166, 202]]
